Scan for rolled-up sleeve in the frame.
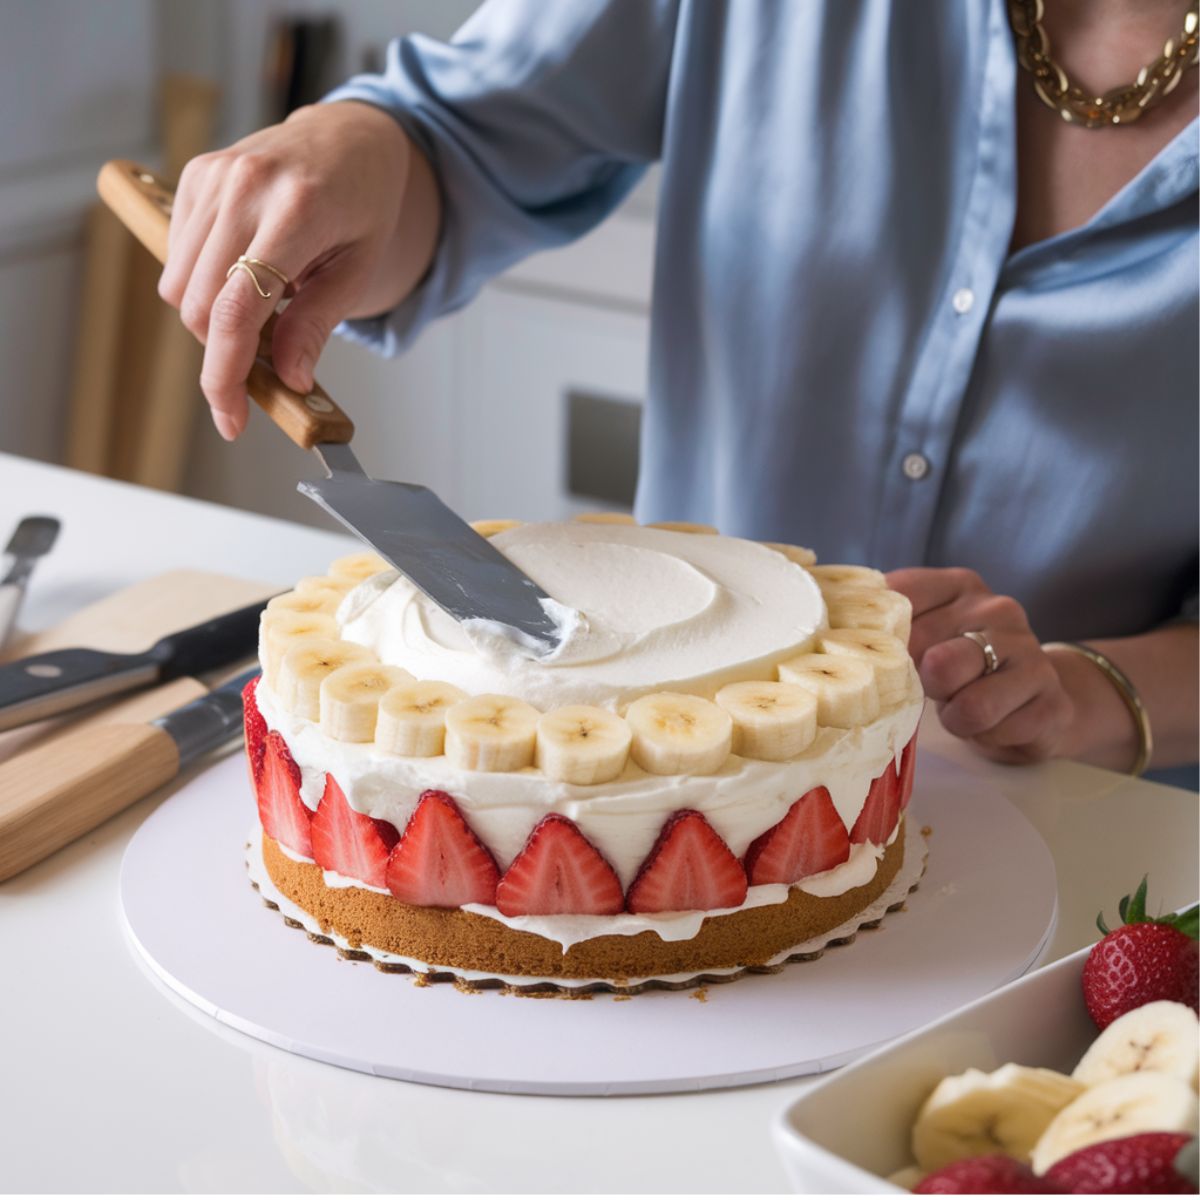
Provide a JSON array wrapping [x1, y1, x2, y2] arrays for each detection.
[[323, 0, 680, 355]]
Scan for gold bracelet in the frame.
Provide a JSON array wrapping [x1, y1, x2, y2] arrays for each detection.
[[1042, 641, 1154, 777]]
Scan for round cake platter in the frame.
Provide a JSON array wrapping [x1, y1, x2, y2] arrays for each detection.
[[119, 750, 1057, 1097]]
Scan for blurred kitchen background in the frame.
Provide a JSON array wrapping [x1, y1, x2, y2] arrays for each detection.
[[1, 0, 656, 528]]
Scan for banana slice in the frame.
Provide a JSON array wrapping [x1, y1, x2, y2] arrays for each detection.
[[572, 512, 636, 525], [327, 551, 391, 585], [265, 587, 344, 620], [469, 519, 522, 538], [912, 1064, 1085, 1172], [819, 628, 912, 708], [624, 692, 732, 775], [825, 586, 913, 645], [293, 574, 349, 597], [1073, 1000, 1200, 1090], [535, 705, 632, 785], [376, 680, 469, 757], [776, 653, 881, 728], [645, 521, 719, 534], [714, 680, 818, 761], [887, 1166, 925, 1191], [444, 694, 541, 772], [259, 610, 339, 689], [761, 541, 818, 568], [1031, 1071, 1200, 1174], [809, 564, 886, 591], [276, 636, 375, 721], [319, 663, 414, 743]]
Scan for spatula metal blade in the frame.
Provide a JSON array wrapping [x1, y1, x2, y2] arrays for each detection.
[[298, 454, 562, 653]]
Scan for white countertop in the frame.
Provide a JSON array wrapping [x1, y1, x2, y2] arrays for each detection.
[[2, 452, 1196, 1193]]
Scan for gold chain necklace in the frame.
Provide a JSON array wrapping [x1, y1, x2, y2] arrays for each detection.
[[1008, 0, 1200, 127]]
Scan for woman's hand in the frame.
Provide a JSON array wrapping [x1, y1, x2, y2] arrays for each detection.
[[885, 567, 1076, 764], [158, 100, 438, 439]]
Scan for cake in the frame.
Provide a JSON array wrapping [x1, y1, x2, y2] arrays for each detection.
[[243, 519, 925, 992]]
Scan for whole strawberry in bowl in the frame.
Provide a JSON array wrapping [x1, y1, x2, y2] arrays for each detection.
[[1082, 878, 1198, 1031], [1043, 1131, 1197, 1194]]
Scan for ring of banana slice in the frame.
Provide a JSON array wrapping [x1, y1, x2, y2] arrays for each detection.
[[257, 524, 918, 786]]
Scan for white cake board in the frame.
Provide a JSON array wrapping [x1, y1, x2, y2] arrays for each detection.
[[119, 752, 1057, 1096]]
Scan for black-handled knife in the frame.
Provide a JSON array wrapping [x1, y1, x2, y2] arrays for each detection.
[[0, 598, 270, 732]]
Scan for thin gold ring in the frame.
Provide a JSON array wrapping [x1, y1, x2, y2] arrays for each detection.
[[225, 255, 290, 299], [960, 629, 1000, 676]]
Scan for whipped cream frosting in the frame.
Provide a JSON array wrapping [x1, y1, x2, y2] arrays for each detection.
[[338, 523, 826, 711]]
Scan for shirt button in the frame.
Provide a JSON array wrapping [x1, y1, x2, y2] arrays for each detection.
[[952, 287, 975, 314], [902, 452, 930, 481]]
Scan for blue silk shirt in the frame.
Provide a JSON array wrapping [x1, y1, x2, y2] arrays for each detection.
[[328, 0, 1199, 648]]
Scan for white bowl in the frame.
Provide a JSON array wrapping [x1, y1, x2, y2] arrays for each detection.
[[772, 944, 1096, 1193]]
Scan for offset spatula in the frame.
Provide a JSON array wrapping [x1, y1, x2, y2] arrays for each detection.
[[97, 160, 564, 654]]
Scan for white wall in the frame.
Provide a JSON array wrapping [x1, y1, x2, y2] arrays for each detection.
[[0, 0, 158, 465]]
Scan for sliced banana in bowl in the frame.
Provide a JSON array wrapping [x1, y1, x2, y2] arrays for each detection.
[[1072, 999, 1200, 1090], [911, 1063, 1084, 1172], [1031, 1070, 1200, 1174]]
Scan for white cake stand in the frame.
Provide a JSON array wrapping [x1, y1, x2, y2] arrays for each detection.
[[119, 751, 1056, 1096]]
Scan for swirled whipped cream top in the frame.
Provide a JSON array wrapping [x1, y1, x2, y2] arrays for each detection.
[[338, 522, 826, 712]]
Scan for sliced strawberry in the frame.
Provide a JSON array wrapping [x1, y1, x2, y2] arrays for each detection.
[[386, 790, 500, 909], [242, 674, 268, 789], [309, 773, 399, 889], [257, 730, 313, 858], [898, 731, 918, 810], [495, 815, 624, 917], [849, 765, 901, 845], [743, 786, 851, 885], [626, 810, 748, 914]]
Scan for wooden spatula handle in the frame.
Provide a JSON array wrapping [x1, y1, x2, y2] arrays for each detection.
[[96, 159, 354, 449], [0, 722, 180, 882]]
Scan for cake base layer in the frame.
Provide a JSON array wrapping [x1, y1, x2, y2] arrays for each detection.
[[261, 823, 906, 983]]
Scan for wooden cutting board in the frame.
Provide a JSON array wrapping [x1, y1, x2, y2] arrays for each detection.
[[1, 569, 275, 760]]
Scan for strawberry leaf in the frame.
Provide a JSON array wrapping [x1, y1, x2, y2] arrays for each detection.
[[1161, 903, 1199, 940], [1125, 875, 1149, 924]]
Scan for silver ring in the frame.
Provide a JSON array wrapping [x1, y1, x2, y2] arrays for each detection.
[[960, 630, 1000, 676]]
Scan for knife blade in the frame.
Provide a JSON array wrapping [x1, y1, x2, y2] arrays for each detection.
[[0, 597, 268, 732], [0, 515, 60, 649], [97, 159, 564, 655], [0, 668, 259, 882]]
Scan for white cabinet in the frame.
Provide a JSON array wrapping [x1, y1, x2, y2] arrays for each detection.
[[454, 285, 648, 521]]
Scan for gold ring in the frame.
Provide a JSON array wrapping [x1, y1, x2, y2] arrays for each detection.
[[960, 630, 1000, 676], [225, 255, 290, 299]]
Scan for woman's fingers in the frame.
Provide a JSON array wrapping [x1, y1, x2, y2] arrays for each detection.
[[198, 232, 310, 438], [933, 642, 1042, 739], [269, 253, 360, 394], [886, 567, 987, 616], [907, 592, 1030, 666], [919, 634, 998, 701]]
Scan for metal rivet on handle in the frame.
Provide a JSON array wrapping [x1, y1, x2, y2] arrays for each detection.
[[25, 663, 63, 679], [137, 171, 157, 185], [304, 394, 334, 414]]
